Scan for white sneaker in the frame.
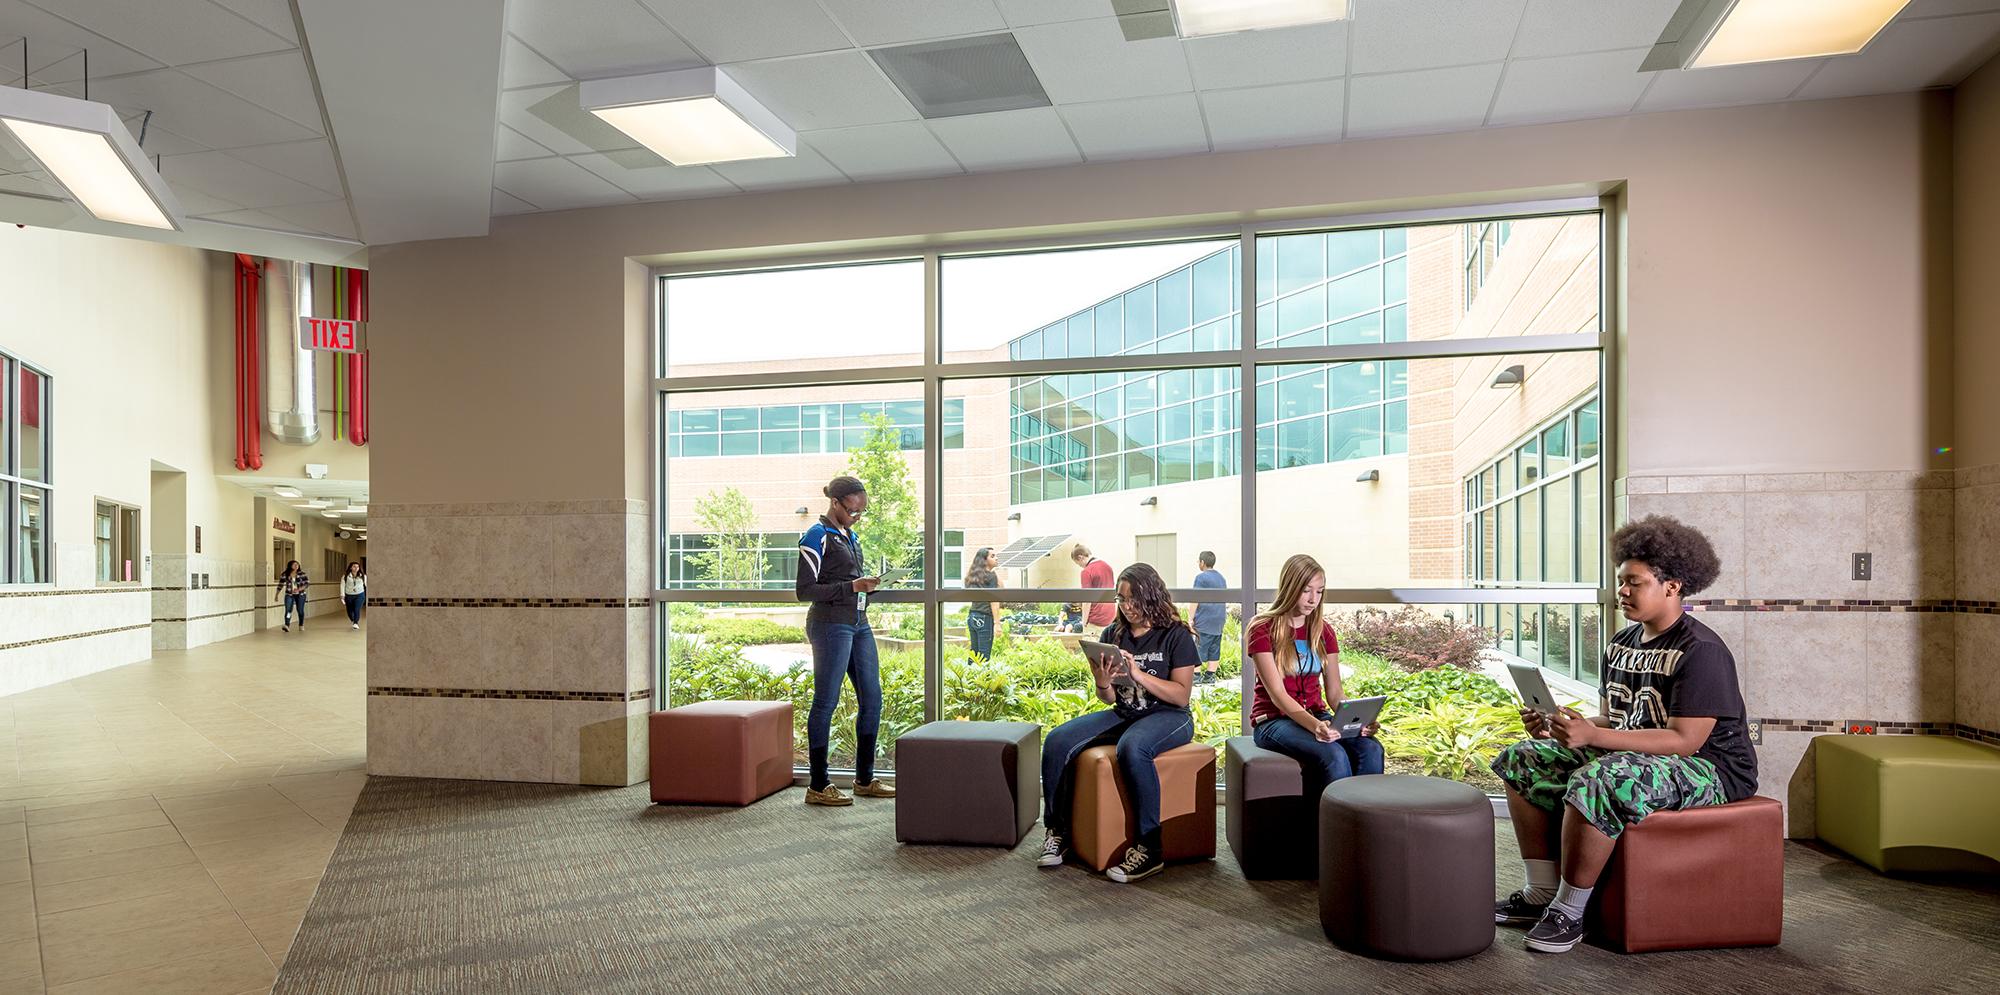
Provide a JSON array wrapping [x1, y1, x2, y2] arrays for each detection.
[[352, 623, 360, 630], [1037, 831, 1068, 868]]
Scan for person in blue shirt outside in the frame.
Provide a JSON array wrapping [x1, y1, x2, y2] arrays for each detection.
[[1190, 551, 1227, 686], [794, 476, 896, 808]]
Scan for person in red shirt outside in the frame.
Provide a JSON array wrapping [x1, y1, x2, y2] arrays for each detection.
[[1246, 553, 1383, 805], [1072, 544, 1117, 630]]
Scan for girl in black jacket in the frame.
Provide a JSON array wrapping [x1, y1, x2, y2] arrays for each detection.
[[795, 476, 894, 806]]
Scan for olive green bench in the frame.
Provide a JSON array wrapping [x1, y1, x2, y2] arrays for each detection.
[[1815, 735, 2000, 874]]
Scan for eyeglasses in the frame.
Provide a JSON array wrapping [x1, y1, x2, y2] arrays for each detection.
[[839, 500, 866, 518]]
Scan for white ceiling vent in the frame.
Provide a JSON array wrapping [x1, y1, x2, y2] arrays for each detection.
[[868, 33, 1051, 119]]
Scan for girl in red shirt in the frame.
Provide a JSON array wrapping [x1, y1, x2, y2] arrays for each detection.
[[1247, 553, 1383, 803]]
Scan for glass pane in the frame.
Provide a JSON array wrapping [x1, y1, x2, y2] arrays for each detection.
[[1546, 474, 1575, 583], [1579, 465, 1601, 586], [18, 366, 46, 482], [1578, 398, 1601, 460], [1193, 251, 1231, 324], [1068, 312, 1093, 359], [1577, 604, 1604, 684], [1094, 299, 1122, 357], [0, 361, 7, 476], [663, 260, 923, 372], [721, 408, 757, 432], [1275, 232, 1322, 295], [1518, 488, 1541, 583], [1157, 266, 1193, 338], [1326, 229, 1377, 277], [19, 486, 46, 583], [1543, 417, 1570, 477], [1328, 406, 1381, 461], [1498, 499, 1515, 583]]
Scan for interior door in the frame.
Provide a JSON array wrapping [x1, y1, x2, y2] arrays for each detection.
[[1134, 533, 1177, 587]]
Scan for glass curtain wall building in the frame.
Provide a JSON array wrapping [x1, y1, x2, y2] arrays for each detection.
[[654, 206, 1610, 786]]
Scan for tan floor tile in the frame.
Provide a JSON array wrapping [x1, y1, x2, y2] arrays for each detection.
[[0, 837, 23, 863], [243, 908, 302, 964], [24, 795, 163, 827], [45, 940, 275, 995], [30, 823, 185, 864], [34, 860, 219, 915], [0, 805, 22, 826], [38, 881, 234, 944], [215, 873, 318, 921], [0, 935, 40, 987], [30, 840, 199, 887], [0, 880, 33, 942], [27, 807, 173, 844], [0, 858, 29, 886], [173, 806, 326, 848], [0, 822, 20, 844], [15, 786, 155, 811], [157, 786, 294, 818], [40, 911, 260, 987]]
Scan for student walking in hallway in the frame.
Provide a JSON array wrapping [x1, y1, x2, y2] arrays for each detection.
[[343, 561, 367, 630], [279, 559, 310, 632]]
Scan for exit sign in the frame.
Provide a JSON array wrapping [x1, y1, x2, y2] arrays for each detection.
[[298, 316, 367, 353]]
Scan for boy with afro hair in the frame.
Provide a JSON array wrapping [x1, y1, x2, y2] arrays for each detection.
[[1490, 515, 1758, 953]]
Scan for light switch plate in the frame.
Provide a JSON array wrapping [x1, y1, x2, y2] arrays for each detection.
[[1852, 552, 1872, 581]]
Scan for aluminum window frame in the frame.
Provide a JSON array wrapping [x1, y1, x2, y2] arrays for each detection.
[[1, 351, 55, 586]]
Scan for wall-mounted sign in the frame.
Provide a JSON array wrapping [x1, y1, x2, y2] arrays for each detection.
[[299, 316, 367, 354], [273, 517, 297, 535]]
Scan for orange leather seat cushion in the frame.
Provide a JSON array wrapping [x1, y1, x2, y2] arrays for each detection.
[[1069, 742, 1217, 872], [649, 700, 794, 806], [1594, 795, 1785, 952]]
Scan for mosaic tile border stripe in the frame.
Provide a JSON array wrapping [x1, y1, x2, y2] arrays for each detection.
[[1753, 718, 2000, 746], [0, 587, 150, 599], [367, 686, 653, 702], [369, 597, 652, 609], [0, 623, 151, 652], [1690, 599, 2000, 614], [149, 584, 271, 592], [152, 607, 259, 623]]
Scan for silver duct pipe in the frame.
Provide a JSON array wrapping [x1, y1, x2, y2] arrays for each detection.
[[263, 260, 320, 445]]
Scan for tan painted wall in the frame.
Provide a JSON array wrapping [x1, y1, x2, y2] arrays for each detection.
[[1958, 57, 2000, 470], [368, 92, 1955, 514]]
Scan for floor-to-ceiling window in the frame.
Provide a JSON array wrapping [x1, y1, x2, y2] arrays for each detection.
[[655, 203, 1611, 790], [2, 353, 51, 585]]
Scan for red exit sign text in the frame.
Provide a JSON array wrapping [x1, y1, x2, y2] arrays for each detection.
[[298, 316, 367, 354]]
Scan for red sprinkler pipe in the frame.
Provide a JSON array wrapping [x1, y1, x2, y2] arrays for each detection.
[[232, 256, 244, 469], [351, 269, 370, 446], [245, 257, 265, 470]]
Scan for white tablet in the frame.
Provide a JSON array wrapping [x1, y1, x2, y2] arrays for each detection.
[[1507, 662, 1559, 716], [1328, 696, 1387, 739]]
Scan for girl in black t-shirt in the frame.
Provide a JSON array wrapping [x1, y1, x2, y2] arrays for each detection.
[[1035, 563, 1197, 884], [963, 547, 1001, 661]]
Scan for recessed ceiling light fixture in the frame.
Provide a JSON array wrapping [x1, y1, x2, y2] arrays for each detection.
[[1169, 0, 1349, 38], [0, 85, 183, 230], [273, 486, 302, 498], [1642, 0, 1912, 71], [578, 66, 794, 166]]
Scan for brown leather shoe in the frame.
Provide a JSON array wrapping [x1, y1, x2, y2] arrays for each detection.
[[852, 779, 896, 799]]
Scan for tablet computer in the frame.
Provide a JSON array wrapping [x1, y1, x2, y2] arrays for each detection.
[[1507, 662, 1560, 716], [1077, 639, 1138, 687], [875, 566, 914, 586], [1328, 696, 1387, 739]]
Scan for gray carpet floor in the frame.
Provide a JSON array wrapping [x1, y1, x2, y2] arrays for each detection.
[[276, 777, 2000, 994]]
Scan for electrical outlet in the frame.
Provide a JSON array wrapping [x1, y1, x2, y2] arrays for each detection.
[[1845, 720, 1877, 735], [1747, 720, 1763, 745], [1853, 552, 1872, 581]]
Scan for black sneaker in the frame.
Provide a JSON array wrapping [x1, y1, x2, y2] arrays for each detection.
[[1036, 831, 1068, 868], [1106, 842, 1164, 883], [1524, 906, 1587, 953], [1495, 890, 1550, 927]]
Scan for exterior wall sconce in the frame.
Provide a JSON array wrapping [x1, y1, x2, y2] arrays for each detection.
[[1007, 512, 1022, 522], [1491, 364, 1525, 388], [1355, 469, 1380, 483], [794, 506, 809, 515], [1139, 496, 1158, 507]]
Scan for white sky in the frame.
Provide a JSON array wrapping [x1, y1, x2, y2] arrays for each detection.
[[663, 241, 1225, 368]]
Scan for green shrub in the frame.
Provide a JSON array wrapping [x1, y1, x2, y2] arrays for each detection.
[[1378, 699, 1520, 783], [700, 618, 806, 647], [1190, 687, 1243, 748], [1335, 606, 1492, 672]]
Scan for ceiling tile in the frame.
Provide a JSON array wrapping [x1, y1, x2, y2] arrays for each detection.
[[495, 125, 555, 162], [1635, 59, 1821, 112], [0, 128, 32, 171], [1060, 93, 1209, 160], [0, 0, 162, 81], [225, 139, 342, 195], [261, 199, 357, 239], [994, 0, 1105, 26], [1510, 0, 1678, 59], [927, 106, 1081, 169], [1016, 17, 1193, 103], [31, 0, 292, 66], [725, 51, 918, 130], [1345, 62, 1506, 138], [805, 121, 962, 180], [183, 51, 323, 132], [498, 84, 638, 155], [191, 206, 311, 232], [570, 151, 740, 198], [493, 187, 538, 214], [208, 0, 298, 44], [1198, 78, 1343, 150], [127, 123, 208, 156], [816, 0, 1007, 47], [1349, 0, 1527, 75], [502, 35, 572, 89], [160, 149, 333, 208], [161, 185, 242, 215], [709, 144, 850, 190], [507, 0, 703, 78], [494, 156, 635, 210], [87, 70, 318, 150], [637, 0, 850, 62], [1904, 0, 2000, 15], [1184, 20, 1346, 90], [1794, 12, 2000, 98], [0, 171, 55, 197], [1489, 48, 1650, 126]]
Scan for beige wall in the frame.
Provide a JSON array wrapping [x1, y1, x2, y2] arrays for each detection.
[[1955, 57, 2000, 470]]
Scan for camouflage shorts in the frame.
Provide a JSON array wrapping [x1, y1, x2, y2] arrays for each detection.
[[1490, 739, 1727, 840]]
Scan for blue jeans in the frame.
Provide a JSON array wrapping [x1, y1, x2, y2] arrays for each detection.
[[1252, 710, 1385, 804], [805, 619, 881, 791], [967, 613, 993, 660], [284, 592, 308, 626], [344, 592, 366, 623], [1042, 708, 1194, 844]]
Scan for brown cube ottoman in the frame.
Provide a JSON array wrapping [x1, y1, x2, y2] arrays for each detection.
[[895, 720, 1041, 846], [649, 700, 793, 806], [1070, 741, 1217, 872], [1320, 774, 1494, 961], [1593, 795, 1784, 952], [1224, 736, 1316, 879]]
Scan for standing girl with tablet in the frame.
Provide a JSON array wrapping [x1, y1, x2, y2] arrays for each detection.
[[1036, 563, 1198, 883], [1247, 554, 1383, 805], [795, 476, 895, 807]]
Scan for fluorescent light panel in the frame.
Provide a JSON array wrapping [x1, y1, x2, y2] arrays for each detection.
[[579, 67, 795, 166], [0, 85, 182, 230], [273, 486, 302, 498], [1660, 0, 1912, 69], [1170, 0, 1349, 38]]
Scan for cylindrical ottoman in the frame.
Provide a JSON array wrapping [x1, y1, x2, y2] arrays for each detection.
[[1319, 774, 1494, 961], [895, 720, 1041, 846]]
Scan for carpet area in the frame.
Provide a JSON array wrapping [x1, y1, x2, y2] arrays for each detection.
[[276, 777, 2000, 994]]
